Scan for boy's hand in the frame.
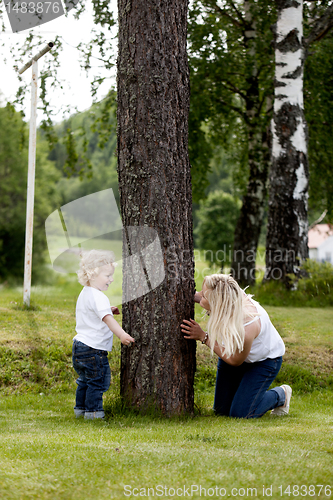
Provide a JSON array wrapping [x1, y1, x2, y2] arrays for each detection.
[[102, 314, 135, 346], [111, 306, 120, 315], [120, 332, 135, 346]]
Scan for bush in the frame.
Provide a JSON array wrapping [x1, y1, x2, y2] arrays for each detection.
[[0, 104, 60, 282], [0, 342, 74, 394], [252, 259, 333, 307], [291, 259, 333, 302], [274, 364, 333, 393], [194, 190, 241, 268]]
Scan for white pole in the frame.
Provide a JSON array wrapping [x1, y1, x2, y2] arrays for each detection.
[[23, 59, 38, 307], [18, 42, 54, 75], [19, 42, 53, 307]]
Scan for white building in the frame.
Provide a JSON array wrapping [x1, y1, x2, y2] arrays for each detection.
[[308, 224, 333, 263]]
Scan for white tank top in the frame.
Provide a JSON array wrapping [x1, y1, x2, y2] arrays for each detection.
[[244, 298, 285, 363]]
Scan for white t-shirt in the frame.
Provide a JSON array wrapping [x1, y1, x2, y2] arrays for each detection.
[[74, 286, 114, 351], [244, 298, 285, 363]]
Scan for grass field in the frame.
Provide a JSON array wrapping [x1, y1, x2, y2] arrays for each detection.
[[0, 265, 332, 499], [0, 392, 332, 500]]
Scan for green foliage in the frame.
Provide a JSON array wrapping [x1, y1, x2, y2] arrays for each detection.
[[305, 33, 333, 221], [11, 34, 64, 149], [206, 145, 235, 195], [290, 259, 333, 301], [0, 342, 74, 394], [251, 260, 333, 307], [0, 104, 60, 282], [48, 98, 119, 207], [188, 115, 213, 203], [39, 71, 59, 148], [275, 364, 333, 394], [187, 0, 275, 200], [56, 93, 116, 181], [91, 0, 116, 31], [64, 128, 80, 176], [194, 362, 216, 392], [194, 190, 241, 267]]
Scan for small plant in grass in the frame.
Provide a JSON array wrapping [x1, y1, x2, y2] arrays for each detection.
[[104, 392, 166, 419], [275, 363, 333, 393], [12, 301, 42, 311], [289, 259, 333, 301], [251, 259, 333, 307], [0, 342, 75, 394]]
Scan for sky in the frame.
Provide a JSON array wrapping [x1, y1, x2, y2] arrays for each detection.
[[0, 0, 118, 122]]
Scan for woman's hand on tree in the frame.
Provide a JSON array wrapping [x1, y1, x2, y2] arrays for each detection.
[[181, 319, 206, 342]]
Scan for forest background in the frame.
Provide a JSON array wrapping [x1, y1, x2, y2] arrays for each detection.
[[0, 0, 333, 297], [0, 4, 332, 493]]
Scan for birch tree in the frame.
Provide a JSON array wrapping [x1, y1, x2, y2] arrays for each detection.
[[265, 0, 308, 283], [265, 0, 333, 283]]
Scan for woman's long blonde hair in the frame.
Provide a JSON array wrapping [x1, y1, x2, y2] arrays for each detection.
[[204, 274, 257, 358]]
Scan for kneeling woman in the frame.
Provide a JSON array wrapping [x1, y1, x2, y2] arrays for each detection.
[[181, 274, 291, 419]]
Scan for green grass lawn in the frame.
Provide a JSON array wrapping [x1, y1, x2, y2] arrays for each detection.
[[0, 392, 332, 500], [0, 271, 332, 499]]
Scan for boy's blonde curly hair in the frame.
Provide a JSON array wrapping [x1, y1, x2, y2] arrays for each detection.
[[77, 249, 116, 286]]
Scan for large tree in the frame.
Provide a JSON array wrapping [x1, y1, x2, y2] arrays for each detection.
[[265, 0, 333, 283], [117, 0, 196, 415], [265, 0, 309, 283]]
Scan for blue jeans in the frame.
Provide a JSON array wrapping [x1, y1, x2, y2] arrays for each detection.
[[214, 356, 285, 419], [72, 340, 111, 419]]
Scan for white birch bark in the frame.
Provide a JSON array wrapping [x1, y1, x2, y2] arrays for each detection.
[[265, 0, 309, 283]]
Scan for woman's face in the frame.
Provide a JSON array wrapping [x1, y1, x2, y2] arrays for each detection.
[[200, 283, 211, 311]]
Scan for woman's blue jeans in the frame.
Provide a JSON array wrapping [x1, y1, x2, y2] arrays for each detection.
[[214, 356, 285, 419], [72, 340, 111, 419]]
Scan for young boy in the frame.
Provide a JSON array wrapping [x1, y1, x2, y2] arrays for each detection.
[[73, 249, 134, 419]]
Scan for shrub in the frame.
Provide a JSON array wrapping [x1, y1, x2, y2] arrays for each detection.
[[290, 259, 333, 302], [274, 364, 333, 393], [252, 259, 333, 307], [194, 190, 241, 268]]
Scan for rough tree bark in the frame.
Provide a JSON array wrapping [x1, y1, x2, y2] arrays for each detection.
[[231, 0, 271, 286], [117, 0, 196, 415], [265, 0, 309, 284]]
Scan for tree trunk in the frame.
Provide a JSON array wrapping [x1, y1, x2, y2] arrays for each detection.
[[231, 1, 270, 286], [265, 0, 309, 284], [231, 121, 270, 285], [117, 0, 196, 415]]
